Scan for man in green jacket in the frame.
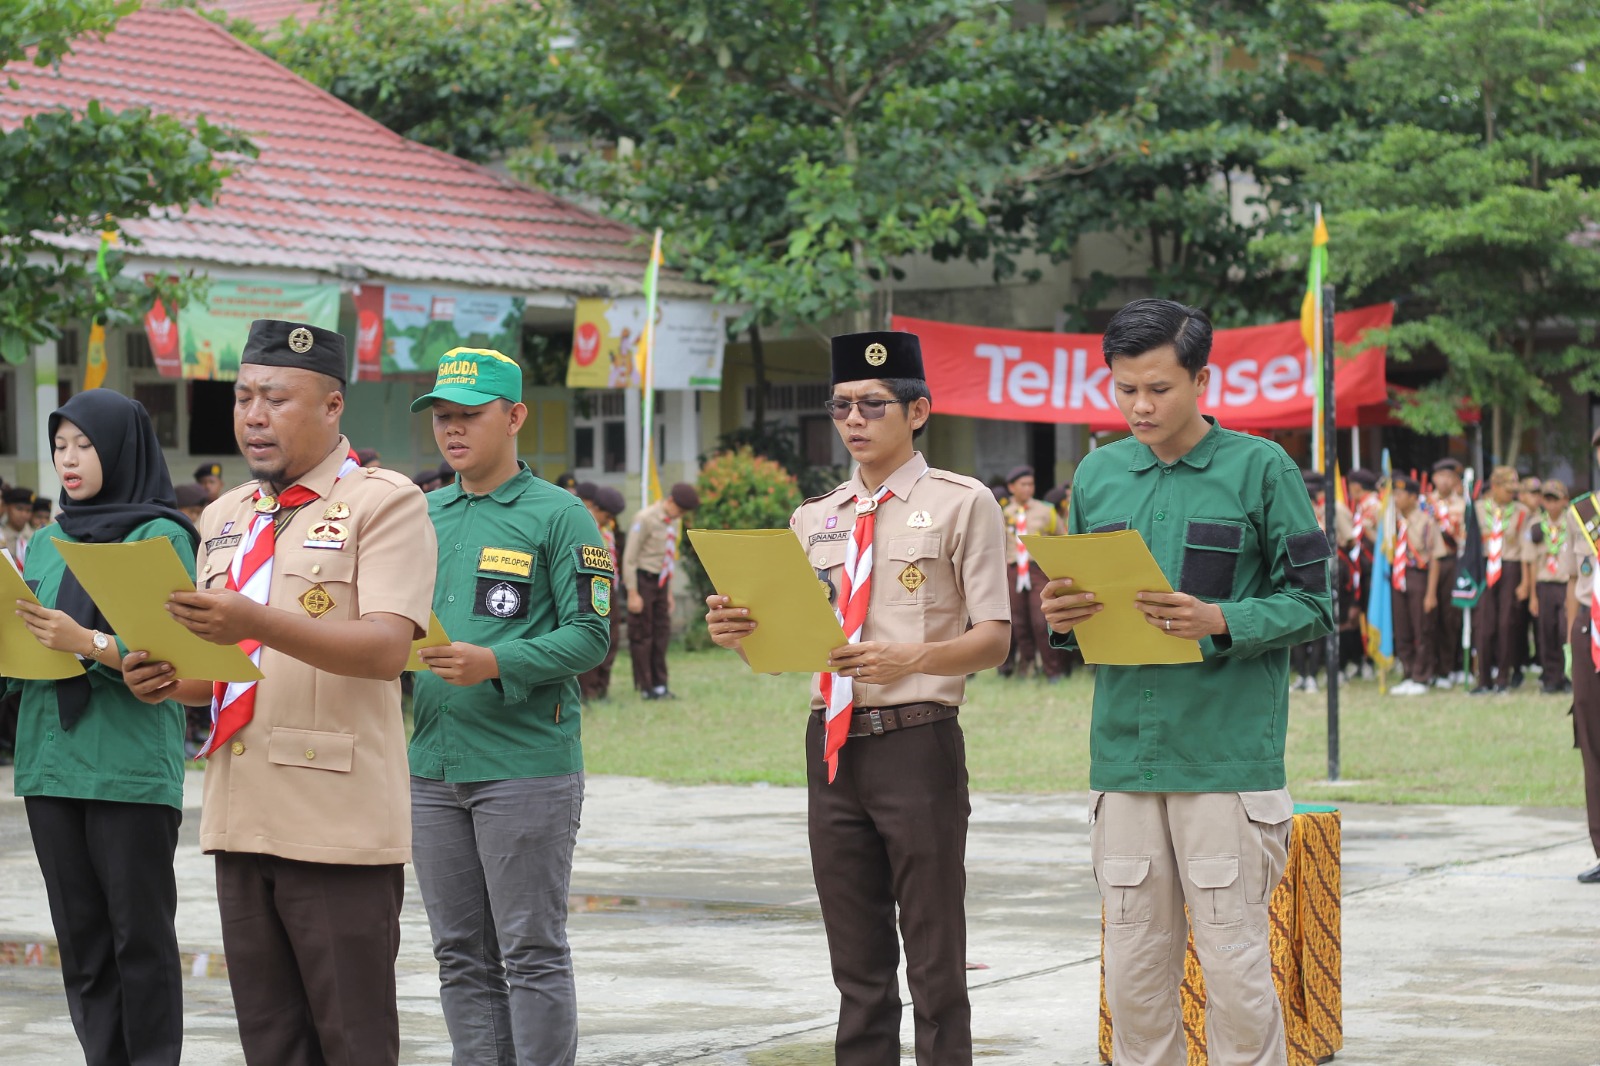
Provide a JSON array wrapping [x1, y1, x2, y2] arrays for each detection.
[[1042, 299, 1332, 1066], [409, 348, 612, 1066]]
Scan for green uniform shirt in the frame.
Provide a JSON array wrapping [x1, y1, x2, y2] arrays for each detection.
[[1057, 418, 1333, 793], [409, 465, 612, 782], [4, 519, 191, 809]]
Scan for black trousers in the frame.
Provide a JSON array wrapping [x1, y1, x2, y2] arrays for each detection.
[[629, 568, 672, 692], [806, 712, 971, 1066], [1475, 562, 1525, 688], [215, 852, 404, 1066], [1536, 582, 1569, 684], [1433, 557, 1465, 677], [1572, 608, 1600, 857], [25, 796, 183, 1066]]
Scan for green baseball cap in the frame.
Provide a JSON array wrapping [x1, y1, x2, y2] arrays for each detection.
[[410, 347, 523, 412]]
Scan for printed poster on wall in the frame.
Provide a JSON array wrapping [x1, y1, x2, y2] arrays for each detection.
[[377, 287, 524, 376], [177, 281, 340, 381], [567, 297, 731, 390]]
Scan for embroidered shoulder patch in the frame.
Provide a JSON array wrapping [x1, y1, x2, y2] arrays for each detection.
[[591, 576, 612, 616], [575, 544, 615, 574]]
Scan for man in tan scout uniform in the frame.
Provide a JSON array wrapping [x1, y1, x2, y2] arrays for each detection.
[[1389, 475, 1452, 696], [1429, 458, 1468, 685], [1563, 428, 1600, 884], [1527, 479, 1574, 695], [707, 331, 1009, 1066], [1471, 466, 1533, 695], [623, 481, 699, 699], [125, 319, 435, 1066], [1000, 464, 1065, 681]]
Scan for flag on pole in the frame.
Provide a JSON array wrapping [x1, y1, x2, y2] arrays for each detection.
[[637, 229, 665, 507], [1452, 471, 1485, 611], [84, 230, 117, 390], [1362, 450, 1396, 688], [1301, 205, 1329, 472]]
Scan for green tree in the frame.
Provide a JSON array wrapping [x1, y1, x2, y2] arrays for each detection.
[[1263, 0, 1600, 462], [263, 0, 554, 163], [0, 0, 252, 362]]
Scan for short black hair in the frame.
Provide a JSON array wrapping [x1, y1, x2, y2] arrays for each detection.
[[881, 377, 931, 439], [1393, 474, 1421, 494], [1101, 298, 1213, 375]]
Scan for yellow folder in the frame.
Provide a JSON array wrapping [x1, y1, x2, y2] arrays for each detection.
[[405, 612, 451, 672], [54, 538, 265, 682], [687, 528, 847, 673], [1023, 531, 1204, 666], [0, 550, 86, 680]]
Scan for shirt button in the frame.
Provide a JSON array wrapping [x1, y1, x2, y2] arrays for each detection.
[[311, 564, 321, 575], [455, 543, 462, 551], [304, 749, 316, 761], [231, 741, 245, 757], [46, 731, 54, 742], [1144, 771, 1155, 781], [1163, 467, 1173, 475], [447, 595, 456, 603], [1143, 689, 1153, 701], [1155, 512, 1166, 521]]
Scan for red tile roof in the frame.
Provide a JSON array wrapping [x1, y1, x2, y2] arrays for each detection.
[[204, 0, 317, 32], [0, 7, 703, 298]]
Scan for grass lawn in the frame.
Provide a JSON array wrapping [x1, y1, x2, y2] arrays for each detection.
[[583, 647, 1586, 807]]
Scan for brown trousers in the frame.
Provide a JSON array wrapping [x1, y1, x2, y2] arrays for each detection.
[[1536, 582, 1568, 684], [1393, 573, 1435, 684], [1474, 561, 1524, 688], [806, 712, 971, 1066], [579, 614, 620, 700], [1572, 608, 1600, 858], [1094, 790, 1292, 1066], [1433, 556, 1465, 677], [215, 853, 404, 1066], [628, 569, 672, 693], [1005, 562, 1065, 678]]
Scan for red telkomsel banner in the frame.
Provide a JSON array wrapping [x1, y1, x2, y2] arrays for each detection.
[[891, 303, 1394, 431]]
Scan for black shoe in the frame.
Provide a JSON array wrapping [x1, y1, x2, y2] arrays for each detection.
[[1578, 862, 1600, 884], [1509, 669, 1525, 690]]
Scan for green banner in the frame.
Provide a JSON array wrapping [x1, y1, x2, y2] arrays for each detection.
[[180, 280, 340, 381]]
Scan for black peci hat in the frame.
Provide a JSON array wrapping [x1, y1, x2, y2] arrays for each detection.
[[830, 331, 924, 386], [194, 462, 222, 481], [241, 320, 347, 383]]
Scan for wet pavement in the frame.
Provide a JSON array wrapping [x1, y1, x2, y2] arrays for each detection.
[[2, 769, 1597, 1064]]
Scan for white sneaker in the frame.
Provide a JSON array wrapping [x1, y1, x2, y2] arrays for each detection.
[[1304, 676, 1319, 694], [1390, 679, 1427, 696], [1361, 663, 1376, 680], [1432, 677, 1454, 690]]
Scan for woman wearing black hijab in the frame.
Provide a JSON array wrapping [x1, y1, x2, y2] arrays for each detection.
[[3, 389, 198, 1066]]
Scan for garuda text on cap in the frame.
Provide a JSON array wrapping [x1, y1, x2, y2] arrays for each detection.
[[411, 348, 524, 411]]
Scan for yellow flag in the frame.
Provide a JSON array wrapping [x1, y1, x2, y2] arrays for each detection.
[[84, 322, 108, 391]]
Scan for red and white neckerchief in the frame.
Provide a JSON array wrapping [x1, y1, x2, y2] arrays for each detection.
[[816, 483, 894, 784], [602, 523, 618, 568], [1014, 505, 1032, 592], [1432, 493, 1461, 543], [1539, 512, 1566, 578], [1485, 501, 1510, 587], [1393, 514, 1411, 592], [199, 448, 360, 759], [657, 513, 676, 589]]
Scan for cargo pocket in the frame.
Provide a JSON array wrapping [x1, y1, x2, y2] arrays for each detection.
[[885, 533, 941, 605], [1090, 517, 1131, 534], [1179, 519, 1246, 600], [1239, 789, 1293, 905], [278, 552, 356, 620], [267, 727, 354, 773], [1186, 854, 1243, 925], [1100, 855, 1153, 924]]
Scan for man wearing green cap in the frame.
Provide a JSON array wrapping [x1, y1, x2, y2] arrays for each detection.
[[408, 347, 612, 1066]]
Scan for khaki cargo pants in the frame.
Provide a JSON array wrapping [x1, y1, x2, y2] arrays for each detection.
[[1092, 789, 1294, 1066]]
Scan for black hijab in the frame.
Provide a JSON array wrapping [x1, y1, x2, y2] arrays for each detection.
[[50, 389, 200, 729]]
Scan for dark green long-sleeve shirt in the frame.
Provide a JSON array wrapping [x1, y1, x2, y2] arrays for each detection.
[[408, 465, 612, 782], [1055, 418, 1334, 793]]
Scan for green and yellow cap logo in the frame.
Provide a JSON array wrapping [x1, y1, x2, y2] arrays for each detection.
[[410, 347, 523, 412]]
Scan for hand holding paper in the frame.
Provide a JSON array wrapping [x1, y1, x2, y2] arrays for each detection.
[[405, 612, 451, 672], [689, 528, 846, 673], [0, 549, 85, 680]]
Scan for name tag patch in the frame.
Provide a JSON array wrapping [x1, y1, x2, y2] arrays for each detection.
[[205, 534, 241, 553], [574, 544, 615, 574], [809, 531, 849, 545], [479, 547, 533, 577]]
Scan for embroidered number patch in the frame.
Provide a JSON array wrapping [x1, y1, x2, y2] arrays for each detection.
[[575, 544, 615, 574]]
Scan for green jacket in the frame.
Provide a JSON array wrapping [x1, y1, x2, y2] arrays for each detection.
[[5, 520, 192, 809], [1057, 419, 1333, 793], [409, 465, 612, 782]]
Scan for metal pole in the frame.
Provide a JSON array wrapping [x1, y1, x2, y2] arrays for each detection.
[[1323, 282, 1340, 782]]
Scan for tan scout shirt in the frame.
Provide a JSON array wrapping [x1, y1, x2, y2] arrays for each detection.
[[1315, 500, 1356, 550], [1527, 513, 1575, 583], [622, 500, 674, 577], [793, 453, 1009, 710], [0, 521, 31, 558], [1559, 512, 1597, 604], [195, 437, 435, 865], [1001, 498, 1059, 565], [1430, 492, 1467, 553], [1477, 499, 1533, 564], [1397, 506, 1451, 564]]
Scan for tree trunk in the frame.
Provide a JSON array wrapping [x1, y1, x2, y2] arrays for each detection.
[[840, 121, 871, 333], [749, 322, 769, 437], [1504, 405, 1524, 470]]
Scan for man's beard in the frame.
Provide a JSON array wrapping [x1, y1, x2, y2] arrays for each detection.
[[245, 457, 289, 493]]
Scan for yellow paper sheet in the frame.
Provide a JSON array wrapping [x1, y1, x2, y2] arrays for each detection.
[[54, 538, 265, 683], [405, 612, 451, 671], [687, 528, 846, 673], [0, 550, 86, 680], [1023, 531, 1204, 666]]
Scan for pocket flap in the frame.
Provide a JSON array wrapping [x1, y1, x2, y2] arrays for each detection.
[[1187, 854, 1240, 889], [1100, 855, 1150, 887], [1239, 788, 1295, 825], [1184, 519, 1245, 552], [887, 533, 941, 562], [1091, 517, 1131, 534], [268, 728, 354, 773], [279, 551, 356, 583]]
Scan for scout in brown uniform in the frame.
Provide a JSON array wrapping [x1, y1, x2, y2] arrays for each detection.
[[1516, 474, 1545, 678], [0, 485, 36, 563], [623, 481, 699, 699], [1429, 458, 1468, 684], [194, 460, 225, 503], [1389, 475, 1451, 696], [579, 485, 628, 700], [1471, 466, 1533, 695], [124, 320, 436, 1066], [706, 331, 1010, 1066], [1565, 428, 1600, 883], [1000, 464, 1065, 680], [1527, 479, 1574, 694]]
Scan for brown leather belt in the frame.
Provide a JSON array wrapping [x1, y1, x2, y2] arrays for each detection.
[[846, 702, 957, 737]]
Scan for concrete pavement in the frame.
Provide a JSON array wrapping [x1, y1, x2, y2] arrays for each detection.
[[2, 768, 1598, 1064]]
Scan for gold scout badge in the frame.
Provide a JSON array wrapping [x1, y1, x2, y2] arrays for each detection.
[[322, 501, 351, 521], [299, 583, 335, 617], [906, 511, 932, 528], [304, 520, 348, 550], [865, 342, 888, 367], [898, 564, 926, 593]]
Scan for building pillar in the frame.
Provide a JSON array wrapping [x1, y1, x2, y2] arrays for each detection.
[[22, 341, 61, 502]]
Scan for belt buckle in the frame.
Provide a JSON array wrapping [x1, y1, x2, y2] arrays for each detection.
[[868, 709, 886, 736]]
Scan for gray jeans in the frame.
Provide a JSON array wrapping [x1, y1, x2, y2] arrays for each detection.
[[411, 773, 584, 1066]]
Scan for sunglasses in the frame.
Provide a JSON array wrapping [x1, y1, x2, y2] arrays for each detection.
[[824, 398, 904, 421], [1542, 492, 1563, 500]]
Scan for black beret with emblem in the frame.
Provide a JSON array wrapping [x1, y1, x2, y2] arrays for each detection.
[[193, 462, 222, 481], [240, 319, 347, 383], [1431, 457, 1463, 475], [2, 487, 35, 505], [830, 331, 924, 386]]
